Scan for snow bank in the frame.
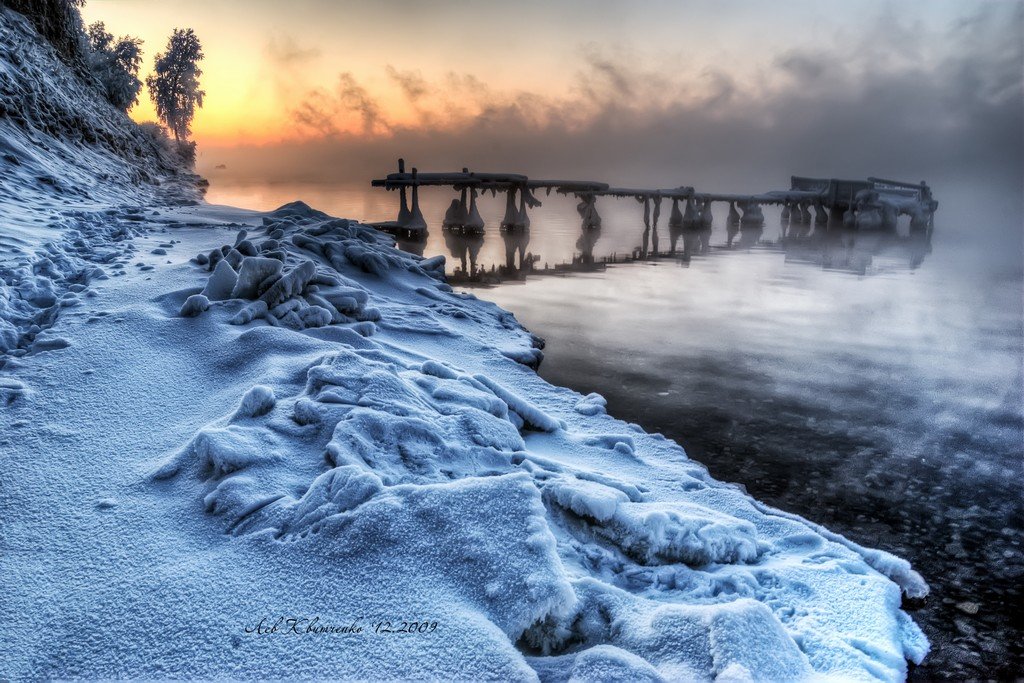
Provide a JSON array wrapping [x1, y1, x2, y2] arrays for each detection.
[[0, 6, 206, 368], [140, 201, 928, 680]]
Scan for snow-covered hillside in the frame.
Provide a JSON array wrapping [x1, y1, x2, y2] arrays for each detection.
[[0, 5, 203, 258], [0, 4, 203, 363], [0, 5, 929, 680]]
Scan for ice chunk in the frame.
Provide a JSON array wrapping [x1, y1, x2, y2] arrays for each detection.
[[230, 256, 282, 299], [234, 385, 276, 418], [259, 260, 316, 307], [473, 374, 563, 432], [230, 300, 268, 325], [544, 477, 629, 522], [595, 502, 762, 566], [574, 392, 608, 416], [194, 426, 270, 478], [201, 259, 238, 301]]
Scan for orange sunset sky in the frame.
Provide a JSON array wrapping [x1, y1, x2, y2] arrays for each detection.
[[78, 1, 1020, 193], [83, 0, 972, 146]]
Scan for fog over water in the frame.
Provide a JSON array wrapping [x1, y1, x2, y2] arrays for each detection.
[[197, 3, 1021, 249]]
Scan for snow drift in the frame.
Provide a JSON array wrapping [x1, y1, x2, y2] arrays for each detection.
[[0, 199, 932, 678], [134, 201, 928, 680]]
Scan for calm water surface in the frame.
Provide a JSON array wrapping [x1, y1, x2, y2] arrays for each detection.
[[208, 180, 1024, 679]]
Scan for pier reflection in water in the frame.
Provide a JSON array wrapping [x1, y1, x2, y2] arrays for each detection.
[[375, 183, 1017, 681], [389, 199, 934, 285], [476, 215, 1020, 682]]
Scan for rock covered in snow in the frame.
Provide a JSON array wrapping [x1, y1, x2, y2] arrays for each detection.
[[200, 260, 237, 301], [179, 293, 209, 317]]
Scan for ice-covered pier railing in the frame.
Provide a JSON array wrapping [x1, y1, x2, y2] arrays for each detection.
[[369, 159, 938, 239]]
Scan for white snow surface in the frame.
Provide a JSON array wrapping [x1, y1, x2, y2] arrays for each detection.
[[0, 7, 928, 678], [0, 197, 931, 680]]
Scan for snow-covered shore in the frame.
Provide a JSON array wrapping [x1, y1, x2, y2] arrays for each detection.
[[0, 197, 930, 680], [0, 5, 928, 679]]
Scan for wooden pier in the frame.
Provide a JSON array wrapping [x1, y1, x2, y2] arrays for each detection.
[[369, 159, 938, 242]]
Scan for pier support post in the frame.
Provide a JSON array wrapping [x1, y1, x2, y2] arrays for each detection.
[[701, 199, 713, 228], [407, 168, 427, 231], [577, 193, 601, 229], [827, 206, 843, 227], [683, 197, 698, 229], [517, 184, 531, 229], [651, 193, 661, 254], [466, 188, 484, 232], [800, 203, 812, 225], [501, 187, 519, 230], [395, 158, 412, 226], [443, 188, 470, 230], [814, 202, 828, 227], [640, 196, 651, 257], [398, 187, 411, 226], [843, 204, 856, 229], [669, 198, 682, 228], [727, 201, 740, 227], [909, 205, 931, 231], [740, 201, 764, 227]]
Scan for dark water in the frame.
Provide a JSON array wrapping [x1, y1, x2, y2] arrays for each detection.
[[208, 180, 1024, 679]]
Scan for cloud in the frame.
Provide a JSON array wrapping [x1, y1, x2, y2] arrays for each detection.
[[774, 50, 841, 84], [262, 34, 323, 103], [578, 46, 637, 100], [291, 89, 339, 136], [207, 1, 1022, 233], [386, 65, 427, 102], [292, 72, 389, 136]]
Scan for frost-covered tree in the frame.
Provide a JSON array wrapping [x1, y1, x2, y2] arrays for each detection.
[[86, 21, 143, 110], [145, 28, 204, 142]]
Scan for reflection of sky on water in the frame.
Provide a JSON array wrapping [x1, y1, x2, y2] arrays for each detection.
[[479, 221, 1022, 681]]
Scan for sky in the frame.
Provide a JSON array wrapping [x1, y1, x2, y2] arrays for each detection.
[[82, 0, 1023, 199]]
